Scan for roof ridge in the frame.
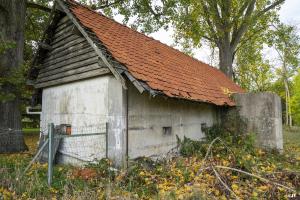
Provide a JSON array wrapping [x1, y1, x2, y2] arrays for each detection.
[[66, 0, 97, 13], [67, 0, 215, 70]]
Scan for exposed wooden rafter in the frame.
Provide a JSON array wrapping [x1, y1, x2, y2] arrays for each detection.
[[38, 42, 53, 50], [56, 0, 127, 89]]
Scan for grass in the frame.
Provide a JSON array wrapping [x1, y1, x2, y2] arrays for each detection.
[[22, 128, 40, 134], [0, 127, 299, 199], [284, 126, 300, 157]]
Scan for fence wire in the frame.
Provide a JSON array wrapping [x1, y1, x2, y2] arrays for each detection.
[[54, 123, 108, 165]]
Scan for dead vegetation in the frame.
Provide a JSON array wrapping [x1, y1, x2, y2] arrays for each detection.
[[0, 127, 300, 199]]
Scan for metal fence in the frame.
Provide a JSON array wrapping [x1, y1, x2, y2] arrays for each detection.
[[24, 122, 108, 186]]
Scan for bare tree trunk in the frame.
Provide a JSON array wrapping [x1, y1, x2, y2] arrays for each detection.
[[283, 78, 292, 127], [289, 105, 292, 127], [284, 87, 289, 126], [286, 82, 292, 127], [282, 60, 292, 127], [0, 0, 27, 152], [219, 42, 234, 79]]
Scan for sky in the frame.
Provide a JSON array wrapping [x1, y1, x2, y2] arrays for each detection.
[[279, 0, 300, 24], [145, 0, 300, 65]]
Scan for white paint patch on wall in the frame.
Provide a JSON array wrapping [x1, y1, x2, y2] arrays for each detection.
[[127, 83, 218, 158], [41, 76, 110, 165]]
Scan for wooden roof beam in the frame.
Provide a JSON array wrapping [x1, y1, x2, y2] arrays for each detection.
[[56, 0, 127, 89]]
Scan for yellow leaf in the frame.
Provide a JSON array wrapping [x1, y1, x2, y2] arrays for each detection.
[[252, 191, 258, 197], [139, 171, 145, 176], [222, 160, 229, 166], [258, 185, 268, 192], [232, 184, 239, 191]]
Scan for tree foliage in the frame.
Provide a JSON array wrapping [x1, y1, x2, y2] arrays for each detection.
[[234, 29, 274, 91], [25, 0, 51, 62], [0, 0, 50, 103], [102, 0, 284, 78], [0, 0, 51, 129], [291, 70, 300, 126], [269, 23, 300, 126], [270, 23, 300, 79]]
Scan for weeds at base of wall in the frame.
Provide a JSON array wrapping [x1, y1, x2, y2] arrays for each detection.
[[0, 127, 300, 199]]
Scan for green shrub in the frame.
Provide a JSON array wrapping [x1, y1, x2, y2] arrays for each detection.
[[176, 136, 207, 157], [177, 125, 256, 158]]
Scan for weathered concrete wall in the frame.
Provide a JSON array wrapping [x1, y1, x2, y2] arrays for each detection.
[[41, 76, 113, 165], [127, 84, 218, 158], [41, 75, 127, 166], [41, 75, 218, 165], [231, 92, 283, 150], [106, 76, 127, 167]]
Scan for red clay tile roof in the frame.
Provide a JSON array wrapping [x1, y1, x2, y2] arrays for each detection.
[[66, 0, 244, 106]]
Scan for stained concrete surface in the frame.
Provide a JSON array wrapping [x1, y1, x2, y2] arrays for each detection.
[[232, 92, 283, 150]]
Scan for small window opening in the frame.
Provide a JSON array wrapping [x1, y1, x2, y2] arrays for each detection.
[[163, 126, 172, 135], [201, 123, 207, 132]]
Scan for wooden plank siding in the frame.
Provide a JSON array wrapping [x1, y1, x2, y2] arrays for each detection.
[[35, 16, 109, 88]]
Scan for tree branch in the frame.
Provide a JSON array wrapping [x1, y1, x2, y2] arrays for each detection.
[[202, 35, 213, 42], [26, 2, 51, 13], [254, 0, 285, 19], [145, 1, 163, 21], [206, 0, 223, 31], [215, 165, 296, 193], [234, 26, 267, 54], [232, 0, 252, 36], [230, 0, 255, 50], [94, 0, 123, 9], [199, 1, 219, 43], [232, 0, 284, 52], [236, 0, 252, 18]]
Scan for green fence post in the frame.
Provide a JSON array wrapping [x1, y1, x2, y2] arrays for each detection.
[[47, 123, 54, 186]]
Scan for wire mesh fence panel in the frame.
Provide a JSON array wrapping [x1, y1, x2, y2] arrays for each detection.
[[39, 122, 108, 185], [0, 123, 108, 188], [53, 123, 108, 166]]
